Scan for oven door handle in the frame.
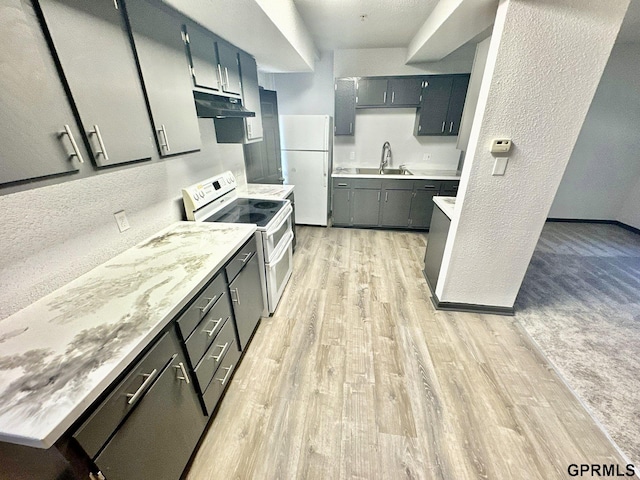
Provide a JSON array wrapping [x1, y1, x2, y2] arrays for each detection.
[[266, 231, 294, 267], [265, 203, 293, 237]]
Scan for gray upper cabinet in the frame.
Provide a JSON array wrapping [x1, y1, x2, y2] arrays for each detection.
[[216, 41, 241, 96], [1, 0, 82, 186], [356, 78, 388, 107], [334, 78, 356, 135], [388, 77, 423, 107], [445, 75, 470, 135], [238, 51, 262, 141], [415, 74, 470, 136], [126, 0, 201, 156], [37, 0, 154, 167], [184, 23, 220, 92]]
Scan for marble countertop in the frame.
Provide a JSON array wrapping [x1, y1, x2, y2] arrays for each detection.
[[0, 222, 256, 449], [433, 196, 456, 219], [331, 167, 461, 180], [237, 183, 294, 200]]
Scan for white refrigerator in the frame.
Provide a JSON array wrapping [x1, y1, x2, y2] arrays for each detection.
[[279, 115, 333, 226]]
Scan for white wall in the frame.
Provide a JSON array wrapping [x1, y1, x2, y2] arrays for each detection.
[[273, 51, 334, 116], [436, 0, 628, 308], [618, 177, 640, 229], [0, 120, 245, 320], [549, 42, 640, 222]]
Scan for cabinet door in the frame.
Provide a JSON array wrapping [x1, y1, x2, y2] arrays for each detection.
[[184, 24, 220, 91], [38, 0, 154, 167], [334, 78, 356, 135], [217, 41, 241, 95], [94, 344, 205, 480], [389, 77, 423, 107], [1, 0, 82, 186], [332, 188, 351, 226], [352, 189, 381, 226], [126, 0, 201, 156], [356, 78, 388, 107], [260, 89, 284, 183], [230, 253, 263, 351], [238, 51, 263, 140], [445, 75, 470, 135], [410, 189, 438, 229], [380, 190, 412, 227], [415, 76, 453, 136]]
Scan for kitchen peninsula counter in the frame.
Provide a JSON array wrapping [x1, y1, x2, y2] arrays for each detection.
[[0, 222, 255, 449]]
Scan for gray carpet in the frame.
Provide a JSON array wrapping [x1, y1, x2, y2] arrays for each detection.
[[515, 222, 640, 465]]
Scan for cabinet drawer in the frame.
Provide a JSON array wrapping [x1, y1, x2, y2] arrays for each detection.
[[440, 181, 459, 196], [333, 178, 352, 189], [184, 292, 233, 366], [353, 178, 382, 189], [413, 180, 441, 191], [202, 336, 242, 414], [194, 317, 237, 391], [226, 236, 257, 284], [382, 179, 413, 190], [176, 272, 227, 340], [74, 332, 178, 459]]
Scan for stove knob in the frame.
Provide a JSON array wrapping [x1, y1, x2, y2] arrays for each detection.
[[199, 191, 205, 199]]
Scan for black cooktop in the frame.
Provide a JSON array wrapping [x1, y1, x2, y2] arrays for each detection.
[[204, 197, 288, 228]]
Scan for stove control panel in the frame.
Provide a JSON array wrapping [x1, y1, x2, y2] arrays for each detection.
[[182, 171, 237, 220]]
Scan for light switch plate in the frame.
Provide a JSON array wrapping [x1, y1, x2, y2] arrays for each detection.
[[492, 157, 509, 176], [114, 210, 130, 232]]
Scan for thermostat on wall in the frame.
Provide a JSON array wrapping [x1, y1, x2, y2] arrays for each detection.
[[490, 139, 512, 154]]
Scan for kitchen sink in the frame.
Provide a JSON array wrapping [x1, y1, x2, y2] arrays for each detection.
[[355, 167, 413, 175]]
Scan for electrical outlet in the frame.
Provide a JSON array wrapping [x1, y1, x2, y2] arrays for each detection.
[[423, 153, 431, 162], [114, 210, 130, 232], [349, 151, 356, 160]]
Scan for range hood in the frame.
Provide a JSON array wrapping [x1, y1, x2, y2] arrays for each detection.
[[194, 91, 255, 119]]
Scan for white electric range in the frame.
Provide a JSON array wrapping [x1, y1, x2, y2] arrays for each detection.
[[182, 172, 293, 316]]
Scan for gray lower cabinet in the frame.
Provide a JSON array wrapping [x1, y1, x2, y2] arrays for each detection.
[[1, 0, 83, 186], [380, 189, 412, 228], [409, 189, 438, 228], [287, 191, 297, 251], [332, 188, 351, 226], [352, 189, 381, 226], [37, 0, 154, 167], [423, 204, 451, 291], [227, 239, 263, 351], [75, 331, 205, 480], [125, 0, 201, 156]]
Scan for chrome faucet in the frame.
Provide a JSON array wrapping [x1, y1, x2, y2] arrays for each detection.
[[380, 141, 392, 173]]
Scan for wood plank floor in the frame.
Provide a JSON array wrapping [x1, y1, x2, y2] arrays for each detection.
[[186, 226, 627, 480]]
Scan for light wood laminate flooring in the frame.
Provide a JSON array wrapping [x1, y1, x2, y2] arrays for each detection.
[[186, 226, 627, 480]]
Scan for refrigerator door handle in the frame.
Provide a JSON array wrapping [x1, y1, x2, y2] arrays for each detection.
[[323, 154, 327, 187]]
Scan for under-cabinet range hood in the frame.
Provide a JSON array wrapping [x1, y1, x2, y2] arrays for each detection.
[[194, 91, 255, 118]]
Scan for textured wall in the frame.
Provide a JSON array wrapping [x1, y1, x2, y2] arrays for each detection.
[[436, 0, 630, 307], [549, 43, 640, 221], [0, 120, 245, 320]]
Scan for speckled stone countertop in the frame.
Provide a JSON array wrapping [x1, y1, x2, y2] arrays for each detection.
[[237, 183, 294, 200], [0, 222, 256, 449], [331, 167, 461, 180], [433, 196, 456, 220]]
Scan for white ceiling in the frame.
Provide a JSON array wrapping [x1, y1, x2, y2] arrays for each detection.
[[291, 0, 440, 51]]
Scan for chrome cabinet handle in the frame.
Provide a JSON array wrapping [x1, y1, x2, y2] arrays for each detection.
[[349, 122, 353, 134], [377, 191, 380, 202], [441, 122, 445, 133], [126, 368, 158, 405], [240, 252, 252, 264], [61, 125, 84, 164], [217, 64, 224, 88], [391, 91, 395, 103], [203, 316, 224, 336], [212, 342, 229, 362], [199, 294, 218, 316], [449, 122, 454, 133], [157, 124, 171, 152], [175, 362, 190, 384], [385, 192, 389, 202], [231, 288, 240, 305], [383, 91, 387, 103], [224, 67, 231, 91], [337, 183, 348, 187], [218, 365, 233, 386], [90, 125, 109, 161]]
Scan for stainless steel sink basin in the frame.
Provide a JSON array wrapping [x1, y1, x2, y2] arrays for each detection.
[[355, 167, 413, 175]]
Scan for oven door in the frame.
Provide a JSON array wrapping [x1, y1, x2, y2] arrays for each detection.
[[263, 204, 293, 263], [265, 230, 294, 314]]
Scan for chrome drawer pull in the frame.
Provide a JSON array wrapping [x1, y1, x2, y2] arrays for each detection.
[[126, 368, 158, 405], [240, 252, 252, 264], [204, 317, 223, 336], [175, 362, 190, 384], [199, 294, 219, 316], [218, 365, 233, 386], [212, 341, 230, 362]]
